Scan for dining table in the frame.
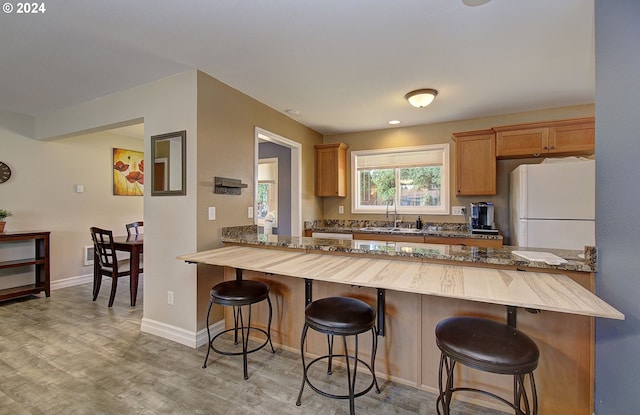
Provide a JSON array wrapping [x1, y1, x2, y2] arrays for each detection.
[[112, 234, 144, 306]]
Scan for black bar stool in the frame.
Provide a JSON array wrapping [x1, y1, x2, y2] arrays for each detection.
[[202, 279, 275, 379], [435, 316, 539, 415], [296, 296, 380, 415]]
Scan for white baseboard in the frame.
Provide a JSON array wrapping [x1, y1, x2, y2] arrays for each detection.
[[50, 273, 93, 290], [141, 317, 224, 349], [195, 320, 226, 348]]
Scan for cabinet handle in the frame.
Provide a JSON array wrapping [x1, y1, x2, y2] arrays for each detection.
[[550, 145, 556, 149], [533, 153, 541, 157], [543, 146, 548, 150]]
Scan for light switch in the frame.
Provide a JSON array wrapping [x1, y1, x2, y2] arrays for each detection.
[[248, 207, 253, 218], [208, 207, 216, 220]]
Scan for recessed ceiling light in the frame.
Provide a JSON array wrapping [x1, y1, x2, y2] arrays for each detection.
[[284, 109, 300, 115], [388, 120, 401, 125]]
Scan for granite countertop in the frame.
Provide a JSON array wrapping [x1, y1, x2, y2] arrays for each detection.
[[304, 219, 503, 241], [221, 225, 596, 273]]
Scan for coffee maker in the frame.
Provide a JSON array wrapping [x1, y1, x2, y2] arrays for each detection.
[[469, 202, 498, 234]]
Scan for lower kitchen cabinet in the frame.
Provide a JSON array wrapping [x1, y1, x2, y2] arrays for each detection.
[[319, 231, 504, 248], [423, 235, 502, 248], [352, 232, 425, 243]]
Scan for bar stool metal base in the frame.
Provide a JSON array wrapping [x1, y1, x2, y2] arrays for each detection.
[[436, 355, 538, 415], [435, 317, 539, 415], [202, 280, 275, 380], [296, 297, 380, 415]]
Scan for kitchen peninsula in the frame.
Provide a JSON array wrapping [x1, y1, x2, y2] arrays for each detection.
[[180, 225, 622, 415]]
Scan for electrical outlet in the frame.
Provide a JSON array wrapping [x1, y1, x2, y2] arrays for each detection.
[[248, 206, 253, 218], [208, 207, 216, 220], [452, 206, 466, 216], [338, 205, 344, 214], [167, 291, 174, 305]]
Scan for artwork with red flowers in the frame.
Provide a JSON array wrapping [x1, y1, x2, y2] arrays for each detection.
[[113, 148, 144, 196]]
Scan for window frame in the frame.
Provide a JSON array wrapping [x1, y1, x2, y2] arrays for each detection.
[[350, 144, 450, 215]]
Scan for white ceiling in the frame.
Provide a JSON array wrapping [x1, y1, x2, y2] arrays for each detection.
[[0, 0, 594, 135]]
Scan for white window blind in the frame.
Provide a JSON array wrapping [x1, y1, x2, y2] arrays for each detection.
[[356, 150, 443, 170]]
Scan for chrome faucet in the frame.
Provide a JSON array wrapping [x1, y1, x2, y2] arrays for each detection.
[[386, 199, 398, 227]]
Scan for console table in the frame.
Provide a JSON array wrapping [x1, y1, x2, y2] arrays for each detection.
[[0, 231, 51, 301]]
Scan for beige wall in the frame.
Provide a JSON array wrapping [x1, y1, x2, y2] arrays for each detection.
[[323, 104, 595, 243], [30, 71, 200, 343], [4, 69, 323, 345], [194, 71, 323, 328], [195, 71, 323, 251], [0, 112, 143, 285]]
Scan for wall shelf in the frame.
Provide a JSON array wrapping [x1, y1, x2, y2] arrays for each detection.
[[214, 176, 248, 195]]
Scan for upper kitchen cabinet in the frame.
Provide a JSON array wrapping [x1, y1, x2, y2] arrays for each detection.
[[495, 117, 595, 159], [452, 130, 496, 196], [315, 142, 348, 197]]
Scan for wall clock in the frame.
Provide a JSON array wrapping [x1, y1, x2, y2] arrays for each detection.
[[0, 162, 11, 183]]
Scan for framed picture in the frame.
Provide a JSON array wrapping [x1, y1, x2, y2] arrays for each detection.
[[113, 148, 144, 196]]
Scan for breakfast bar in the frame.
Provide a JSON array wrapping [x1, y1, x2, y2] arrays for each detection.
[[180, 227, 623, 415], [181, 245, 620, 319]]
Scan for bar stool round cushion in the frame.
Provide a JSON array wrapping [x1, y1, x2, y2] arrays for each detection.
[[210, 280, 270, 306], [435, 316, 539, 375], [305, 296, 376, 335]]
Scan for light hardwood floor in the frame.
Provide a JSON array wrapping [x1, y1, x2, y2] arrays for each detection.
[[0, 280, 506, 415]]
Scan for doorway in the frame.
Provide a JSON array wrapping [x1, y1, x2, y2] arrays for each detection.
[[254, 127, 302, 236]]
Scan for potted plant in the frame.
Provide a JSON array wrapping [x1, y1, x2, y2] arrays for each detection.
[[0, 209, 13, 232]]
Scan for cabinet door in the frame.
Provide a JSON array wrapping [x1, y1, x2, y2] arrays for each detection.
[[548, 122, 595, 155], [315, 143, 348, 197], [353, 233, 425, 243], [454, 131, 496, 196], [423, 236, 502, 248], [496, 127, 548, 158]]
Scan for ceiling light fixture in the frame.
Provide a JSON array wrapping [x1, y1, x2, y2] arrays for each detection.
[[388, 120, 400, 125], [462, 0, 492, 7], [405, 89, 438, 108]]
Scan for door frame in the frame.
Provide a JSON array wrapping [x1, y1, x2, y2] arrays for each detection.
[[254, 127, 302, 236]]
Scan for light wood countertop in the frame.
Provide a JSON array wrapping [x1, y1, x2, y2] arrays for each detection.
[[179, 245, 623, 320]]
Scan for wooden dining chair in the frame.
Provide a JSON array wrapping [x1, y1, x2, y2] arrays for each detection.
[[125, 221, 144, 272], [90, 227, 142, 307], [126, 221, 144, 236]]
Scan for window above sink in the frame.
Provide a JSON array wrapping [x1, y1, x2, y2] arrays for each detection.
[[351, 144, 450, 215]]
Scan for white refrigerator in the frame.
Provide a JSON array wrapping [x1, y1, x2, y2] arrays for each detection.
[[509, 158, 595, 250]]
